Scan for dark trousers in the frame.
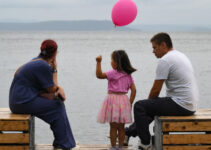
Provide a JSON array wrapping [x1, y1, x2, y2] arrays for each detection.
[[125, 97, 195, 145], [10, 97, 76, 149]]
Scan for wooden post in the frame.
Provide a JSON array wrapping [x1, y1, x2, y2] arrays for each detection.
[[154, 116, 162, 150], [29, 116, 35, 150]]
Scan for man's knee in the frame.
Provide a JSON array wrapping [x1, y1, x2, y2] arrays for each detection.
[[134, 100, 145, 114]]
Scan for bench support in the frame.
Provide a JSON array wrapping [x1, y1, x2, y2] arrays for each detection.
[[154, 109, 211, 150]]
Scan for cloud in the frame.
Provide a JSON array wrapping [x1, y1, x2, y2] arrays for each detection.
[[133, 0, 211, 25], [0, 0, 210, 25], [0, 0, 78, 8], [0, 0, 117, 8]]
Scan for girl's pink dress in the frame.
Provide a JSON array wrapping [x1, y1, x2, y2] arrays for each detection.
[[97, 69, 134, 124]]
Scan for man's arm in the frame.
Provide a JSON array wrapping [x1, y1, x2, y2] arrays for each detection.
[[148, 80, 165, 99]]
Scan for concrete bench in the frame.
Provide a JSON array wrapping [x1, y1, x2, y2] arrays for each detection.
[[154, 109, 211, 150], [0, 108, 34, 150]]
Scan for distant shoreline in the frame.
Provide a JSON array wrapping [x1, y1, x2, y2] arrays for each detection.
[[0, 20, 210, 32]]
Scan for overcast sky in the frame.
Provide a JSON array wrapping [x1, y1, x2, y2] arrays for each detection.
[[0, 0, 210, 26]]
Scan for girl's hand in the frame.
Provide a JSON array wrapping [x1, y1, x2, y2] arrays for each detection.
[[56, 86, 66, 101], [96, 55, 102, 62], [130, 100, 133, 106]]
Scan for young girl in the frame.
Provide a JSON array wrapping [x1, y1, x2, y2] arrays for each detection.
[[96, 50, 136, 150]]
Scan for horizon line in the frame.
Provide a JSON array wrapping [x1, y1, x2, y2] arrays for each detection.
[[0, 20, 210, 27]]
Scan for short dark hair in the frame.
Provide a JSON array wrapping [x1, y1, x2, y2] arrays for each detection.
[[39, 39, 58, 59], [112, 50, 136, 74], [150, 32, 173, 49]]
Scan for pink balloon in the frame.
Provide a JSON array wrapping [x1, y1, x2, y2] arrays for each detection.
[[112, 0, 138, 27]]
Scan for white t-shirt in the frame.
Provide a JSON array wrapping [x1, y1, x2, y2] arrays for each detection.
[[155, 50, 198, 111]]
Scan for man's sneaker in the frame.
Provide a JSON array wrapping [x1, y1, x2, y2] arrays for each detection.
[[138, 141, 151, 150], [123, 135, 130, 146]]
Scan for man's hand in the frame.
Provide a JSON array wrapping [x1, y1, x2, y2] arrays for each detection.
[[148, 80, 165, 99]]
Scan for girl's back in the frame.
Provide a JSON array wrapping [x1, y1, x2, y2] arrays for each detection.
[[106, 69, 134, 93]]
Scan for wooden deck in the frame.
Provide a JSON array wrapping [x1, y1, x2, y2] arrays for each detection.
[[35, 144, 135, 150]]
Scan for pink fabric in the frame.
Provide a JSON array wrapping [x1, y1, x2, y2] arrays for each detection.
[[97, 94, 132, 124], [105, 69, 134, 93]]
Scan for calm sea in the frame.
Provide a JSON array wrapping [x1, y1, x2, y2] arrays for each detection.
[[0, 31, 211, 147]]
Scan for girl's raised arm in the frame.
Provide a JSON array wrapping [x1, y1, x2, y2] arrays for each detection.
[[96, 55, 107, 79]]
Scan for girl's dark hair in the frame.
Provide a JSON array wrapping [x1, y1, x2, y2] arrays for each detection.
[[39, 39, 58, 59], [112, 50, 136, 74]]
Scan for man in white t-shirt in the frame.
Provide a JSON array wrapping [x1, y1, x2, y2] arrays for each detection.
[[124, 33, 198, 150]]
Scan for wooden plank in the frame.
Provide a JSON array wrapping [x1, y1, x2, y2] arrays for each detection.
[[0, 113, 30, 121], [162, 121, 211, 132], [0, 108, 30, 121], [35, 144, 79, 150], [195, 109, 211, 114], [0, 121, 29, 131], [0, 133, 29, 144], [79, 144, 111, 148], [163, 145, 211, 150], [35, 144, 135, 150], [0, 146, 29, 150], [163, 134, 211, 144], [0, 108, 10, 112], [158, 109, 211, 121], [158, 115, 211, 121]]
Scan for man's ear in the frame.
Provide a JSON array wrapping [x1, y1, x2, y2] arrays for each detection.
[[161, 42, 165, 47], [161, 42, 168, 50]]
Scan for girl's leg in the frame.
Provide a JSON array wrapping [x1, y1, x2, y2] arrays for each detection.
[[117, 123, 125, 147], [110, 122, 118, 147]]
